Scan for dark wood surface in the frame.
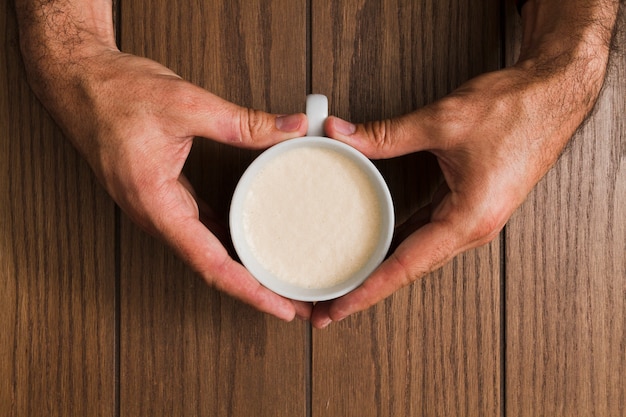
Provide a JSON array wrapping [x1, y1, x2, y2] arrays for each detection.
[[2, 0, 624, 416], [2, 3, 117, 416], [117, 1, 309, 416], [504, 4, 626, 416], [310, 1, 501, 416]]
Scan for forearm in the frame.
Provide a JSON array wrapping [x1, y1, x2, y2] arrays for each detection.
[[15, 0, 117, 102], [516, 0, 619, 123]]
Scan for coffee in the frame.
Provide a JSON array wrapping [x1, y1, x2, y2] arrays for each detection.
[[241, 145, 383, 289]]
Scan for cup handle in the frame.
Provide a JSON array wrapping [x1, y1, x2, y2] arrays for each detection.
[[306, 94, 328, 137]]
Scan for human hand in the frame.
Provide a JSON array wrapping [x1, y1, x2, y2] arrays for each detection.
[[67, 51, 311, 321], [311, 0, 618, 328], [64, 51, 309, 320], [310, 69, 569, 327], [15, 0, 311, 320]]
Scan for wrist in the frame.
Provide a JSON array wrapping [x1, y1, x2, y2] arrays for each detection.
[[518, 0, 617, 59]]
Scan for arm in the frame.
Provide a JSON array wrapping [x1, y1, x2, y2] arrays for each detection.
[[311, 0, 620, 328], [15, 0, 312, 321]]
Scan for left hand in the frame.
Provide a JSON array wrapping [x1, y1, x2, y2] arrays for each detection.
[[310, 64, 605, 328], [310, 0, 619, 329]]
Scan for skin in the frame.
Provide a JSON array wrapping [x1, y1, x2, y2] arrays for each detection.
[[310, 0, 621, 328], [14, 0, 620, 327], [14, 0, 311, 322]]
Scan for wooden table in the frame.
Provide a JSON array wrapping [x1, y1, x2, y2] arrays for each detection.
[[2, 1, 624, 416]]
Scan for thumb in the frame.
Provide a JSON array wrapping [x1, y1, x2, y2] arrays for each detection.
[[182, 87, 308, 149], [324, 112, 434, 159]]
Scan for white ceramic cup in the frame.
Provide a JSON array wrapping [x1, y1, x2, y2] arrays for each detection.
[[229, 94, 394, 301]]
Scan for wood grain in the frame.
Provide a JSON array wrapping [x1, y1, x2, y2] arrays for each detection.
[[311, 1, 502, 415], [504, 3, 626, 416], [1, 3, 117, 416], [118, 1, 308, 416], [0, 3, 17, 414], [4, 0, 625, 415]]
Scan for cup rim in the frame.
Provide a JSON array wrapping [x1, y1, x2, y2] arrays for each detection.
[[229, 136, 395, 302]]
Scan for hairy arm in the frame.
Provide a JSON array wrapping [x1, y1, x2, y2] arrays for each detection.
[[513, 0, 619, 157], [15, 0, 117, 107], [312, 0, 620, 328], [15, 0, 312, 321]]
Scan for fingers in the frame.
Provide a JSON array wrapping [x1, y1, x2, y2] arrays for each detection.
[[178, 85, 308, 149], [324, 112, 435, 159], [293, 301, 313, 321], [142, 178, 303, 321], [311, 181, 510, 328], [176, 174, 312, 321], [165, 214, 302, 321], [311, 218, 461, 329]]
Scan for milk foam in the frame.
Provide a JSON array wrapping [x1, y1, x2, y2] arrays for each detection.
[[242, 146, 382, 289]]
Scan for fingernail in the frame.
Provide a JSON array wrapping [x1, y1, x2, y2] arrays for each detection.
[[318, 317, 332, 329], [276, 113, 303, 132], [333, 118, 356, 136]]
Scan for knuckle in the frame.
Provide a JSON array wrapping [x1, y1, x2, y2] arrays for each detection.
[[466, 210, 505, 247], [388, 252, 417, 288], [239, 108, 270, 145], [363, 119, 394, 154]]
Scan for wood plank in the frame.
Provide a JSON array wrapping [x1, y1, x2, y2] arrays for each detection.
[[504, 4, 626, 416], [0, 3, 17, 413], [1, 3, 117, 416], [118, 1, 308, 415], [311, 1, 502, 415]]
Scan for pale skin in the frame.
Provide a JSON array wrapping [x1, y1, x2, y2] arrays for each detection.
[[15, 0, 619, 327]]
